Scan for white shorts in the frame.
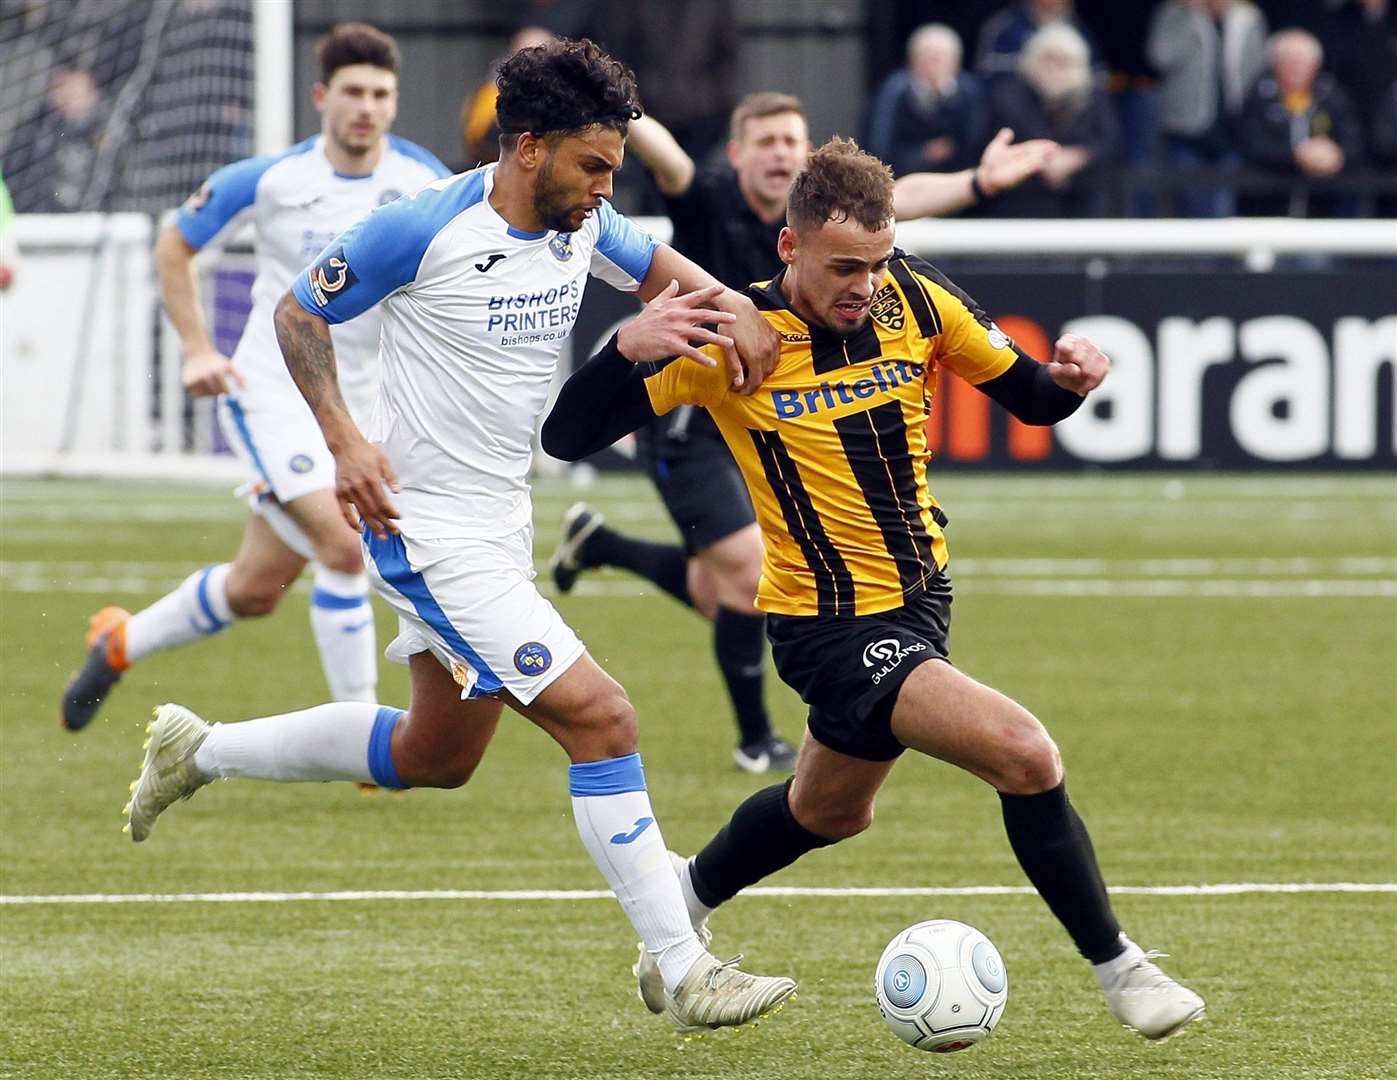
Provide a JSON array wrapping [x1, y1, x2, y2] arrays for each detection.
[[218, 390, 335, 505], [361, 521, 585, 706]]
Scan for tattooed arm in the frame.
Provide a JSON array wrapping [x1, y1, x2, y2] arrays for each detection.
[[274, 291, 399, 536]]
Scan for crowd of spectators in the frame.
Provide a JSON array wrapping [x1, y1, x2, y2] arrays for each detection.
[[3, 0, 1393, 220], [860, 0, 1396, 217]]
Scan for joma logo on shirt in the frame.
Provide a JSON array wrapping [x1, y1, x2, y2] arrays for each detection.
[[771, 360, 925, 419]]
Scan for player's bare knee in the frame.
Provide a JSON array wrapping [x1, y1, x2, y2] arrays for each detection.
[[996, 724, 1063, 794], [422, 756, 482, 789], [315, 538, 363, 576], [795, 800, 874, 841], [564, 689, 638, 759], [224, 577, 284, 618]]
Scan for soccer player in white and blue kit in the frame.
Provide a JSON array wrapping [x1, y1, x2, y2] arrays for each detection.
[[124, 40, 797, 1033], [61, 25, 448, 734]]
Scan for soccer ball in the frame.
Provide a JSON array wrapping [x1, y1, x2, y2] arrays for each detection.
[[874, 919, 1008, 1052]]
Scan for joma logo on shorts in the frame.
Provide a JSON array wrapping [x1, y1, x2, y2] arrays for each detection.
[[862, 637, 927, 684]]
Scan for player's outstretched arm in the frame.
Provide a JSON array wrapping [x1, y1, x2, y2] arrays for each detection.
[[893, 128, 1058, 221], [274, 291, 399, 537], [541, 282, 731, 461], [153, 222, 243, 396], [975, 333, 1109, 424], [626, 114, 696, 196], [641, 244, 778, 394]]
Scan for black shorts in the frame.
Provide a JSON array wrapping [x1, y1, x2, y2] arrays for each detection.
[[766, 575, 953, 761], [638, 414, 756, 554]]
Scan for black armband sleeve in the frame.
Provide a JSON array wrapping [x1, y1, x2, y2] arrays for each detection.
[[540, 334, 661, 461], [974, 354, 1085, 425]]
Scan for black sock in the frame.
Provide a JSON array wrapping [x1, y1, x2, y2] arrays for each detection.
[[1000, 783, 1124, 963], [714, 606, 771, 746], [691, 779, 833, 907], [582, 527, 692, 608]]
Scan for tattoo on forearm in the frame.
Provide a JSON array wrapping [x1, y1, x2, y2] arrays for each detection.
[[275, 297, 348, 421]]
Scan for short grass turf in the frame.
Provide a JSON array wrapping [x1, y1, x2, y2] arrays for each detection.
[[1, 473, 1394, 1079]]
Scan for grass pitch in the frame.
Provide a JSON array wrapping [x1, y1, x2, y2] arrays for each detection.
[[1, 472, 1394, 1079]]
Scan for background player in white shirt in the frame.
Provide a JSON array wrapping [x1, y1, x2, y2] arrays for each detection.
[[61, 24, 448, 737], [124, 39, 797, 1033]]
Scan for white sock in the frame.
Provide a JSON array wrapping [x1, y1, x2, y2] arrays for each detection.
[[308, 565, 378, 702], [125, 563, 234, 662], [1093, 934, 1143, 989], [676, 855, 718, 928], [193, 703, 407, 786], [569, 753, 708, 991]]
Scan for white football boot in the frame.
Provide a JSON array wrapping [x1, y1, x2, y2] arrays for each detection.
[[635, 851, 711, 1014], [1098, 937, 1205, 1039], [662, 953, 797, 1034], [124, 703, 213, 842]]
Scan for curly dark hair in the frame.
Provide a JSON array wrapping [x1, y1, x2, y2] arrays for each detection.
[[495, 38, 641, 142], [317, 23, 400, 82], [787, 137, 895, 234]]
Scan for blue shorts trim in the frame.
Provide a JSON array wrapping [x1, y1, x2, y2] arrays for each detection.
[[362, 531, 504, 695], [224, 398, 274, 488]]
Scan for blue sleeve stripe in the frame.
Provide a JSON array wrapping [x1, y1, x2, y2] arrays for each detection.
[[310, 587, 368, 610], [174, 138, 317, 250], [594, 201, 657, 283], [368, 706, 408, 789], [569, 753, 647, 796], [362, 529, 504, 695], [195, 565, 229, 633], [388, 134, 453, 178]]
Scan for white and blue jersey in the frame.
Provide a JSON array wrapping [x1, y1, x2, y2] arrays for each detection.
[[177, 134, 449, 422], [292, 163, 657, 538]]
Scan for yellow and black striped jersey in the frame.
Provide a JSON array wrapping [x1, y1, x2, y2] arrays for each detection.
[[642, 252, 1019, 617]]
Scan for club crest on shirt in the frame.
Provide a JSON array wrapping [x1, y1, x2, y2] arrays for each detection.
[[548, 232, 574, 262], [377, 188, 403, 206], [309, 247, 358, 306], [869, 283, 905, 331], [514, 641, 552, 675]]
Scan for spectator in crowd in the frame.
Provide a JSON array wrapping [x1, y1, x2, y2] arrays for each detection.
[[976, 0, 1100, 92], [458, 26, 556, 166], [5, 62, 112, 212], [595, 0, 736, 167], [1317, 0, 1397, 138], [985, 22, 1119, 216], [1368, 82, 1397, 214], [1237, 28, 1364, 216], [864, 24, 988, 178], [1147, 0, 1267, 217]]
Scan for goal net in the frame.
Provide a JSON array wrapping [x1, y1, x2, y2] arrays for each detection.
[[1, 0, 260, 478], [1, 0, 256, 216]]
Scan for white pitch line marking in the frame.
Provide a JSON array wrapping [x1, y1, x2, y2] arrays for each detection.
[[1, 882, 1392, 906]]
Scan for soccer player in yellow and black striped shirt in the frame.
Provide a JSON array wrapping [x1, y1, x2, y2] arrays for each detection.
[[542, 138, 1205, 1040]]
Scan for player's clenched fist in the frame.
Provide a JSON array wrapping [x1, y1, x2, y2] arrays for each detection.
[[1045, 333, 1109, 395]]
